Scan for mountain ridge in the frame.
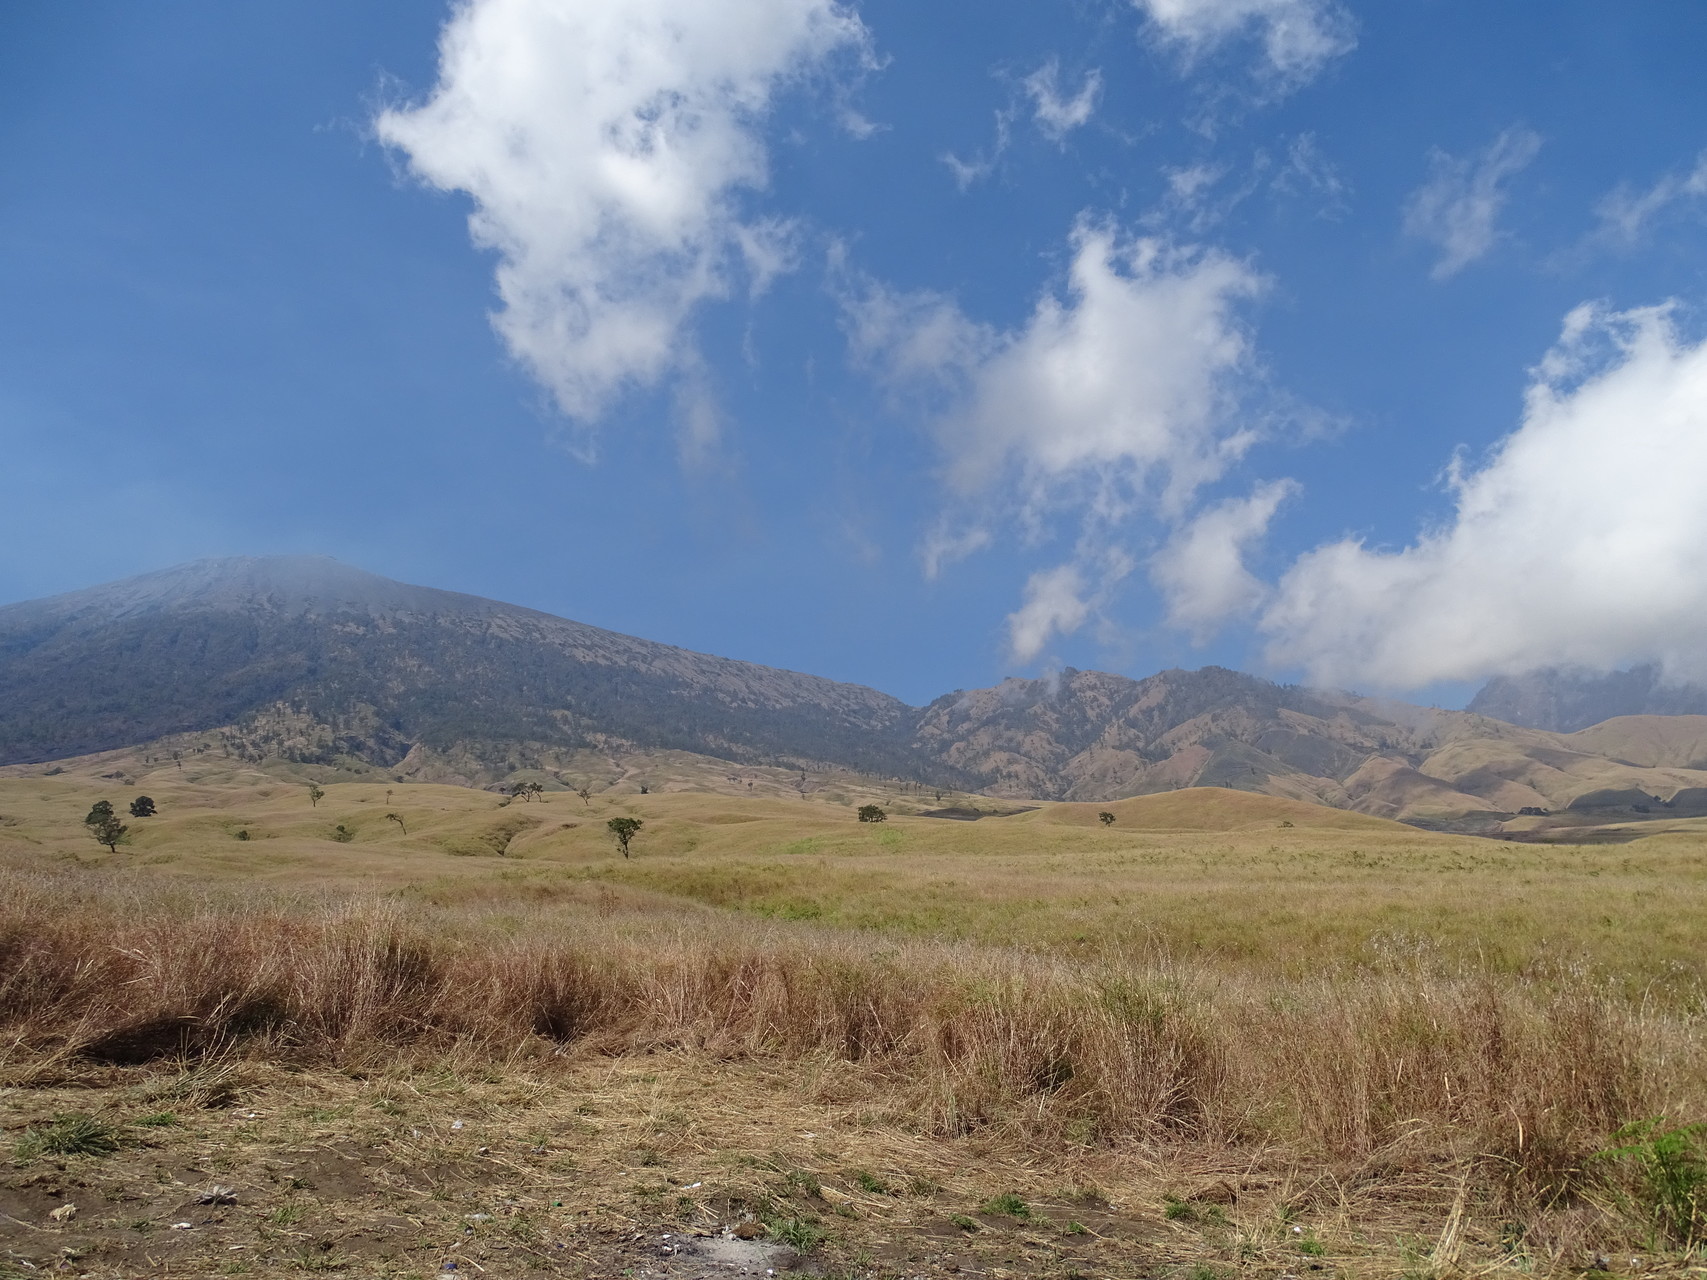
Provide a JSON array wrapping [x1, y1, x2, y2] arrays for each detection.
[[8, 556, 1707, 833]]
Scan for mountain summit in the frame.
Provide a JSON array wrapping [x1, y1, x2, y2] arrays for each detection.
[[0, 556, 922, 775]]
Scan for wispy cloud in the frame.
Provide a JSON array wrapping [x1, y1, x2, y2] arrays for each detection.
[[375, 0, 868, 430], [1259, 303, 1707, 688], [1595, 149, 1707, 245], [1132, 0, 1355, 93], [1403, 126, 1541, 280], [1023, 59, 1102, 142], [1149, 133, 1349, 233], [940, 108, 1015, 191]]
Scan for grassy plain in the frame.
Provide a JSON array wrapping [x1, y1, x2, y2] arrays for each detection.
[[1, 753, 1704, 1278]]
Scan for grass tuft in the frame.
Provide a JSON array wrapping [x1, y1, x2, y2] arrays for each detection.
[[14, 1113, 121, 1160]]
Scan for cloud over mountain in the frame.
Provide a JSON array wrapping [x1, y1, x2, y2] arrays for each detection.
[[1260, 303, 1707, 688], [847, 221, 1267, 659]]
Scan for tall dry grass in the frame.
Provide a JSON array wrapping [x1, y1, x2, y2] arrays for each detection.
[[4, 867, 1699, 1194]]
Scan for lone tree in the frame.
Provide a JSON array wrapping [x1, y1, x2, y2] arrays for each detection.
[[128, 796, 157, 818], [385, 812, 407, 835], [606, 816, 643, 858], [857, 804, 887, 824], [576, 786, 593, 807], [307, 783, 325, 808], [84, 801, 129, 852], [1098, 811, 1115, 827]]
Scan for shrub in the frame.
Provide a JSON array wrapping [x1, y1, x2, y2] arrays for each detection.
[[857, 804, 886, 824]]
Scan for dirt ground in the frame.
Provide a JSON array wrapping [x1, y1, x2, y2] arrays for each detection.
[[0, 1053, 1528, 1280]]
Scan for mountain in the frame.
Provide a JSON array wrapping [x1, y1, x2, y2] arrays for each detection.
[[1468, 665, 1707, 732], [913, 666, 1707, 826], [10, 557, 1707, 832], [0, 557, 937, 780]]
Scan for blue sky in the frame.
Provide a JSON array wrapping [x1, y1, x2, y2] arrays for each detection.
[[4, 0, 1706, 706]]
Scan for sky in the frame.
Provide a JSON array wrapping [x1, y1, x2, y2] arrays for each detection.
[[3, 0, 1706, 707]]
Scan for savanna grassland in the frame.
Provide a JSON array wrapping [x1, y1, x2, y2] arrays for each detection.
[[1, 751, 1704, 1280]]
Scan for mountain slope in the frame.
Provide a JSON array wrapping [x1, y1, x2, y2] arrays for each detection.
[[10, 557, 1707, 829], [0, 557, 937, 778], [905, 665, 1707, 825], [1468, 665, 1707, 731]]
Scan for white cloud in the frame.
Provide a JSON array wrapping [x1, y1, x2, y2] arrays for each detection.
[[1008, 564, 1092, 662], [1260, 303, 1707, 689], [847, 219, 1267, 657], [1133, 0, 1355, 89], [932, 224, 1266, 516], [1595, 150, 1707, 244], [1023, 60, 1102, 142], [375, 0, 866, 424], [1402, 127, 1541, 280], [1151, 478, 1296, 639]]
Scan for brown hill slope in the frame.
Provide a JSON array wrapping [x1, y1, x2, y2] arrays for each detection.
[[909, 667, 1707, 827], [1019, 787, 1414, 833]]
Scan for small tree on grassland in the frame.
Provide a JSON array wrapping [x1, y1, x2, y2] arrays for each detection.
[[607, 816, 642, 858], [857, 804, 887, 824], [385, 812, 407, 835], [576, 786, 592, 807], [129, 796, 157, 818], [307, 783, 325, 808], [1098, 811, 1115, 827], [84, 801, 129, 853]]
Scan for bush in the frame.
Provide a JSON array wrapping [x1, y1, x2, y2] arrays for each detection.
[[857, 804, 886, 824]]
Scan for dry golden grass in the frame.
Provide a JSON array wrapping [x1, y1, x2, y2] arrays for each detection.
[[1, 762, 1704, 1277]]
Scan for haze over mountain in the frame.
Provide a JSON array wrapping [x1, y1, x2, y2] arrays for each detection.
[[0, 556, 929, 782], [8, 557, 1707, 833], [1468, 666, 1707, 733]]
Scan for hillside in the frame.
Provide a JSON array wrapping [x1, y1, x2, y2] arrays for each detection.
[[10, 557, 1707, 832], [0, 557, 940, 781]]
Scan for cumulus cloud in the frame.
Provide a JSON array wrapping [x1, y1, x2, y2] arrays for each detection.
[[1132, 0, 1355, 89], [1023, 60, 1102, 142], [1260, 303, 1707, 689], [1403, 127, 1541, 280], [1150, 478, 1296, 638], [846, 219, 1268, 658], [1595, 150, 1707, 245], [852, 222, 1266, 515], [375, 0, 866, 424]]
